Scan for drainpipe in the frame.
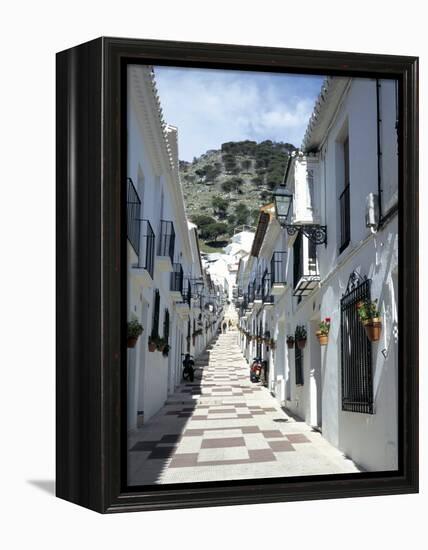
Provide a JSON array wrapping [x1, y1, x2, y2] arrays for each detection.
[[376, 79, 383, 220]]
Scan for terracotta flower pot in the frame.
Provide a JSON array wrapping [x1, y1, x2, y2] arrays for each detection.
[[318, 334, 329, 346], [296, 338, 307, 350], [148, 341, 157, 352], [127, 336, 138, 348], [287, 341, 294, 349], [363, 318, 382, 342]]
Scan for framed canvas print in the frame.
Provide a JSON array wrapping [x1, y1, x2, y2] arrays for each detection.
[[56, 37, 418, 513]]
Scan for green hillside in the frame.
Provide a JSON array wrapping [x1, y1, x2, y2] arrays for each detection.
[[179, 140, 296, 249]]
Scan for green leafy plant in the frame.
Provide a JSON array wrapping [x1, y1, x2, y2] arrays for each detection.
[[295, 325, 307, 340], [162, 344, 170, 357], [156, 337, 167, 351], [356, 299, 380, 322], [319, 317, 331, 335], [127, 319, 144, 339]]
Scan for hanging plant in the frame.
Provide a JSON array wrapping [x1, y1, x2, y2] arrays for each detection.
[[162, 344, 170, 357], [127, 319, 144, 348], [148, 335, 158, 352], [356, 299, 382, 342], [286, 335, 295, 349], [295, 325, 307, 349], [156, 337, 167, 352], [316, 317, 331, 346]]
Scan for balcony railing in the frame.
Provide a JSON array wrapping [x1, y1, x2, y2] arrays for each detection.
[[135, 219, 155, 279], [248, 280, 256, 304], [271, 251, 287, 284], [262, 270, 274, 305], [339, 184, 350, 253], [170, 263, 184, 294], [126, 178, 141, 255], [158, 220, 175, 262], [184, 279, 192, 305]]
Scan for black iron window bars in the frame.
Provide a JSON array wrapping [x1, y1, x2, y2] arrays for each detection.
[[170, 263, 184, 294], [340, 272, 374, 414], [136, 219, 155, 279], [271, 251, 287, 284], [126, 177, 141, 255], [262, 269, 274, 304], [339, 183, 351, 253], [158, 220, 175, 263]]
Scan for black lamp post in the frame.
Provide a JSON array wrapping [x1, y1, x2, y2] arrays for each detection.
[[273, 183, 327, 245]]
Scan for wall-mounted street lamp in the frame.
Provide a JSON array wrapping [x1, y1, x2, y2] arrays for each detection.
[[272, 184, 327, 245]]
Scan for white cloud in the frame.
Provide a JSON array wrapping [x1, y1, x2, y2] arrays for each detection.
[[153, 67, 323, 160]]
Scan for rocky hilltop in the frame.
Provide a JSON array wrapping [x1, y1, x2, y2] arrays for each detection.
[[179, 140, 296, 252]]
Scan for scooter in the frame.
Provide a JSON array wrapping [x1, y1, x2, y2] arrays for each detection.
[[182, 354, 195, 382], [250, 357, 262, 383]]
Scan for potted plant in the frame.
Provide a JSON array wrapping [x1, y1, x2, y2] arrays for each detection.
[[162, 344, 170, 357], [316, 317, 331, 345], [295, 325, 307, 349], [286, 335, 295, 349], [357, 299, 382, 342], [156, 337, 167, 352], [148, 334, 158, 352], [127, 319, 144, 348]]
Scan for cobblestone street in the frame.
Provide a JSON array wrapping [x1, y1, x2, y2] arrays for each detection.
[[128, 329, 360, 485]]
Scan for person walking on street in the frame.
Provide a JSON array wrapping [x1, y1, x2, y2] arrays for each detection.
[[222, 321, 227, 334], [228, 319, 232, 330]]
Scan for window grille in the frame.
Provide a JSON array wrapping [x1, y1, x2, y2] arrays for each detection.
[[151, 289, 160, 338], [163, 309, 170, 343], [340, 272, 374, 414], [339, 137, 351, 252], [294, 328, 304, 385], [126, 178, 141, 255]]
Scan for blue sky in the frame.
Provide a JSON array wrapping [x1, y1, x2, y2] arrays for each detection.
[[154, 66, 324, 161]]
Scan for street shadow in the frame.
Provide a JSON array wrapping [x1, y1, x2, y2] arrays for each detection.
[[128, 336, 223, 486], [27, 479, 55, 495]]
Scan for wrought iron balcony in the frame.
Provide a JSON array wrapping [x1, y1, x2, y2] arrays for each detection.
[[170, 263, 184, 301], [262, 270, 274, 307], [133, 219, 155, 279], [339, 184, 350, 253], [156, 220, 175, 271], [270, 251, 287, 294], [126, 178, 141, 256]]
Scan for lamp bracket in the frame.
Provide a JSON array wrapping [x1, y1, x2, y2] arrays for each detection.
[[284, 224, 327, 245]]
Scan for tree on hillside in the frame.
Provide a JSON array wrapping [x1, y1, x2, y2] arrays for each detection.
[[212, 196, 229, 219], [241, 159, 252, 171], [191, 214, 216, 230], [204, 222, 229, 242], [234, 203, 251, 226], [221, 177, 244, 194]]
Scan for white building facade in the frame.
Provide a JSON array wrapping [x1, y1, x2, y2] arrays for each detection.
[[236, 77, 399, 472], [126, 65, 224, 431]]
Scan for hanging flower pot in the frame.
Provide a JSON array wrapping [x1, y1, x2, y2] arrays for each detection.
[[148, 339, 157, 352], [156, 337, 167, 352], [296, 338, 307, 349], [363, 318, 382, 342], [316, 331, 329, 346], [286, 336, 295, 349], [127, 336, 138, 349], [295, 325, 307, 349], [127, 319, 144, 348]]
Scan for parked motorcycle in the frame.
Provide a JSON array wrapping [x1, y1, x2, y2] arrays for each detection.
[[182, 353, 195, 382], [250, 357, 262, 383]]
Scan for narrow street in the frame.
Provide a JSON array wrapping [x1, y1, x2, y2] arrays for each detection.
[[128, 328, 359, 485]]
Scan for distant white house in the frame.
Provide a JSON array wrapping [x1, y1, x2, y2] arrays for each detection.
[[236, 77, 398, 472]]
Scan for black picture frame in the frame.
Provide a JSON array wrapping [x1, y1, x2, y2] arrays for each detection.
[[56, 36, 418, 513]]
